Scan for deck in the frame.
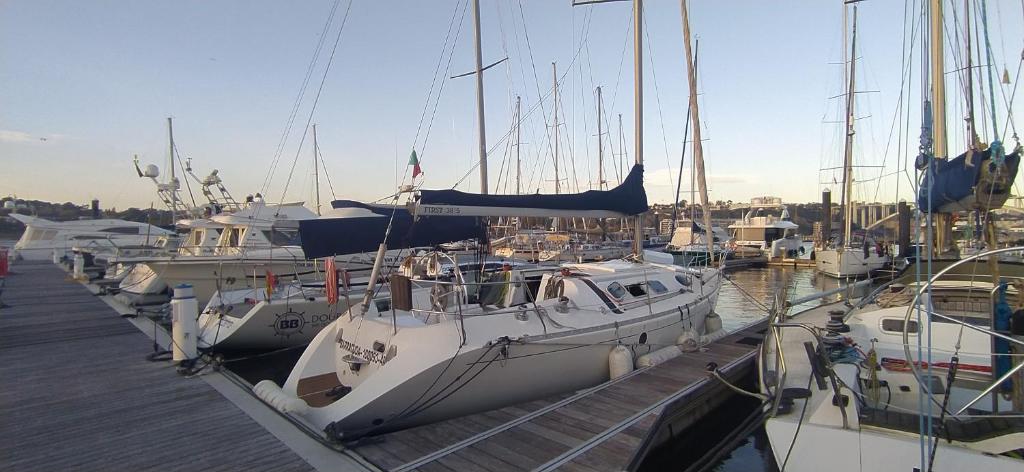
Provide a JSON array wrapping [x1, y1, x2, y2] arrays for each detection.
[[0, 261, 320, 471], [339, 323, 766, 471], [0, 259, 769, 472]]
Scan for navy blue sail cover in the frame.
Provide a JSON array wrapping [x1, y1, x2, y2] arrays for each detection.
[[419, 164, 649, 216], [918, 148, 1020, 213], [298, 200, 486, 258]]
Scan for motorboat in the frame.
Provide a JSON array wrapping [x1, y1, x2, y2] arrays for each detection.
[[664, 220, 730, 266], [728, 201, 802, 259], [9, 213, 174, 261], [140, 200, 321, 305]]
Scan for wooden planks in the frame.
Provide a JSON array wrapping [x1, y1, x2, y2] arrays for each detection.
[[0, 262, 317, 472], [345, 322, 766, 471]]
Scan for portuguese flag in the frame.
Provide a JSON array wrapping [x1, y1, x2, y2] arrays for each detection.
[[409, 149, 423, 178]]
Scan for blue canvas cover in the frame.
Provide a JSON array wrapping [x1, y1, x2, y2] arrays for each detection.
[[917, 148, 1020, 213], [298, 200, 486, 258], [418, 164, 649, 216]]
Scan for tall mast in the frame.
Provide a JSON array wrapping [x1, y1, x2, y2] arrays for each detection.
[[681, 0, 713, 260], [313, 123, 321, 216], [930, 0, 947, 159], [553, 62, 560, 195], [167, 117, 177, 224], [841, 6, 858, 248], [515, 95, 522, 195], [597, 86, 605, 190], [618, 113, 627, 234], [472, 0, 489, 194], [632, 0, 644, 257], [963, 0, 978, 149]]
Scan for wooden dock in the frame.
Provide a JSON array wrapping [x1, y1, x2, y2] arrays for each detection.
[[0, 261, 322, 471], [334, 323, 767, 471], [1, 259, 770, 471]]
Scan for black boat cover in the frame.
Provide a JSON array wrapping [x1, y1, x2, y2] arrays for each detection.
[[298, 200, 486, 258], [917, 148, 1020, 213], [418, 164, 649, 216]]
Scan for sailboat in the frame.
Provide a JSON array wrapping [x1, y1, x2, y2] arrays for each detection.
[[253, 0, 723, 440], [815, 8, 889, 278], [761, 2, 1023, 470]]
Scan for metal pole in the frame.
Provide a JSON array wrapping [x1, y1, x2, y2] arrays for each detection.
[[841, 7, 859, 250], [931, 0, 947, 159], [515, 95, 522, 195], [632, 0, 644, 258], [472, 0, 488, 194], [681, 0, 713, 260], [597, 86, 604, 190], [313, 124, 321, 216], [167, 117, 176, 224], [553, 62, 560, 195]]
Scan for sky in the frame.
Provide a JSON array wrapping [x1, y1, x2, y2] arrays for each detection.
[[2, 0, 1023, 211]]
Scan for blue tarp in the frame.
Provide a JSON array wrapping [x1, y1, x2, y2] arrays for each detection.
[[298, 200, 486, 258], [418, 164, 649, 216], [917, 148, 1020, 213]]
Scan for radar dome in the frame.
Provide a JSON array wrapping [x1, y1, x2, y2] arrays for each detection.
[[143, 164, 160, 178]]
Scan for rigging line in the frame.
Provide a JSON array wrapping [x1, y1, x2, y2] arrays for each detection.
[[171, 141, 197, 208], [980, 0, 1003, 144], [642, 12, 678, 194], [261, 0, 341, 194], [276, 0, 353, 207], [417, 0, 469, 162], [316, 145, 337, 200], [875, 1, 921, 201], [999, 50, 1023, 140], [412, 0, 465, 150], [453, 5, 595, 190]]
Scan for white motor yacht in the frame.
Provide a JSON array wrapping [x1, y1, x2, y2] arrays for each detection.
[[10, 213, 174, 261], [728, 200, 803, 258]]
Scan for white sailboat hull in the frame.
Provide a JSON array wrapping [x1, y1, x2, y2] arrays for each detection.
[[260, 265, 722, 439]]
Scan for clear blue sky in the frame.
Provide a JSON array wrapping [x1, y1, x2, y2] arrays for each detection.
[[2, 1, 1022, 210]]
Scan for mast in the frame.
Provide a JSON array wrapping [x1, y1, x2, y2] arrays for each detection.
[[618, 113, 627, 234], [167, 117, 177, 224], [472, 0, 488, 194], [597, 86, 605, 190], [553, 62, 560, 196], [681, 0, 714, 260], [930, 0, 947, 160], [515, 95, 522, 195], [313, 124, 321, 216], [632, 0, 644, 257], [964, 0, 978, 149], [841, 6, 858, 249]]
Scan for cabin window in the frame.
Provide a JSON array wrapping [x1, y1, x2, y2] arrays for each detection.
[[375, 299, 392, 314], [625, 283, 647, 297], [648, 280, 668, 294], [881, 318, 919, 334], [262, 229, 302, 246], [607, 282, 626, 299], [99, 227, 140, 235], [226, 228, 243, 247], [71, 235, 105, 240]]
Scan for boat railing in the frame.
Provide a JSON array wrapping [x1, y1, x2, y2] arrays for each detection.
[[900, 246, 1024, 418]]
